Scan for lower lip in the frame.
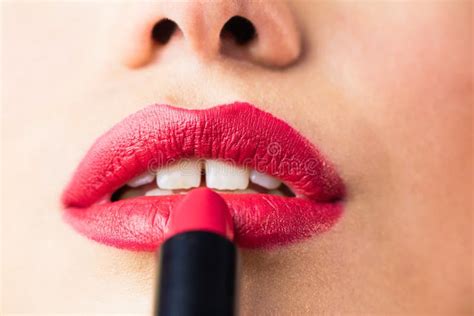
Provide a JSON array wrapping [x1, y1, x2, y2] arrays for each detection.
[[63, 194, 342, 251]]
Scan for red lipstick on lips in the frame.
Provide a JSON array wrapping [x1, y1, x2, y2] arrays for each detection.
[[62, 102, 345, 251]]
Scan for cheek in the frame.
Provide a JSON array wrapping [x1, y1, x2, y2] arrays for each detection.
[[319, 1, 472, 112], [316, 1, 472, 165], [363, 14, 471, 110]]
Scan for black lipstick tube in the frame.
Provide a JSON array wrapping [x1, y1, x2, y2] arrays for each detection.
[[155, 231, 236, 316]]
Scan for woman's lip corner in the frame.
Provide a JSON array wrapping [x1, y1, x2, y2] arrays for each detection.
[[62, 101, 346, 251]]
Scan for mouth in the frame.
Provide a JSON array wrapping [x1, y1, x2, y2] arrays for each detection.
[[62, 102, 345, 251]]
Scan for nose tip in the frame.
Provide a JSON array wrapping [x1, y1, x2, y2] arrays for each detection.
[[118, 1, 301, 68]]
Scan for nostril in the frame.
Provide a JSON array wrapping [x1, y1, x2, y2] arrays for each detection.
[[151, 19, 178, 45], [220, 16, 256, 45]]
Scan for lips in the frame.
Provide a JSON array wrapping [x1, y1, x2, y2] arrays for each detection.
[[62, 102, 345, 251]]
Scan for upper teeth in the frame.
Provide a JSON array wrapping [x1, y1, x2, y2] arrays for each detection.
[[127, 172, 155, 188], [249, 170, 281, 190], [127, 159, 283, 191], [205, 160, 249, 190], [156, 160, 202, 190]]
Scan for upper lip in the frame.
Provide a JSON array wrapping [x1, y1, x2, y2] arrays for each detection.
[[62, 102, 345, 251]]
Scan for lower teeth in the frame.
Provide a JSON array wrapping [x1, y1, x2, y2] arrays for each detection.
[[110, 184, 293, 202], [145, 188, 173, 197]]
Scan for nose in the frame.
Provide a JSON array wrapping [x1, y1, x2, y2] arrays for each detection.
[[117, 1, 301, 68]]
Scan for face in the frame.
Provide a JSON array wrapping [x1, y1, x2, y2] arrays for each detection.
[[2, 0, 472, 314]]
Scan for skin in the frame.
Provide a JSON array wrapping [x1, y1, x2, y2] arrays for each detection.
[[2, 0, 472, 314]]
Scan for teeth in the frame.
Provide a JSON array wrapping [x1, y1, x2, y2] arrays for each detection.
[[145, 188, 173, 196], [219, 189, 259, 194], [116, 159, 289, 201], [205, 160, 249, 190], [127, 172, 155, 188], [250, 170, 281, 190], [156, 160, 201, 190]]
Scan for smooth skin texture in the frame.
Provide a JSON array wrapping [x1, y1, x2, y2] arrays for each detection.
[[2, 1, 472, 314]]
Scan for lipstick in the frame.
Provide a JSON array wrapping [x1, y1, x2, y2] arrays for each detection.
[[155, 188, 236, 316]]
